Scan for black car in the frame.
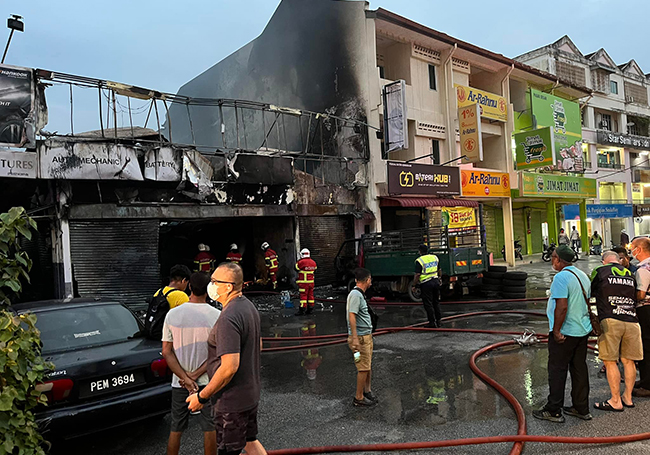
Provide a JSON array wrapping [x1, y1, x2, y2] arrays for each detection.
[[13, 299, 172, 440]]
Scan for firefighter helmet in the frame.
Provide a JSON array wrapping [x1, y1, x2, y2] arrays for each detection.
[[261, 242, 270, 250], [300, 248, 310, 258], [230, 243, 238, 251], [198, 243, 210, 252]]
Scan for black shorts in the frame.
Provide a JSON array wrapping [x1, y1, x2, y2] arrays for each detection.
[[214, 405, 258, 454], [170, 387, 214, 433]]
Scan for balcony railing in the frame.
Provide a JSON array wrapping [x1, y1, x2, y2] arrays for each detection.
[[598, 162, 624, 169]]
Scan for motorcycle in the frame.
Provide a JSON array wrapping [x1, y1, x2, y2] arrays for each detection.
[[502, 239, 524, 261], [542, 241, 579, 262]]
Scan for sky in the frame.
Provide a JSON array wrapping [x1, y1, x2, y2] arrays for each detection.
[[4, 0, 650, 135]]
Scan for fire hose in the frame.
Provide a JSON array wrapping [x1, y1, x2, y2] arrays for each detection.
[[261, 308, 650, 454]]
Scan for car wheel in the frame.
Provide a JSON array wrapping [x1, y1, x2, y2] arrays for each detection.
[[408, 279, 423, 302], [504, 271, 528, 281], [488, 265, 508, 273]]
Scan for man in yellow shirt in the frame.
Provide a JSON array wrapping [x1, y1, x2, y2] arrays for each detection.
[[153, 265, 191, 309]]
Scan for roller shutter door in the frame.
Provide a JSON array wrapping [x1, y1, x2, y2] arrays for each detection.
[[298, 216, 353, 285]]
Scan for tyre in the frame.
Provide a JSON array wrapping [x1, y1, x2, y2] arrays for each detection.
[[504, 271, 528, 280], [502, 285, 526, 293], [482, 284, 502, 292], [488, 265, 507, 273], [503, 279, 527, 287], [407, 279, 423, 302], [503, 292, 527, 299], [542, 252, 551, 262], [482, 277, 502, 285], [483, 271, 505, 280]]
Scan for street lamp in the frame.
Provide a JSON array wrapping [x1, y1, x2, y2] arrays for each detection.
[[2, 14, 24, 64]]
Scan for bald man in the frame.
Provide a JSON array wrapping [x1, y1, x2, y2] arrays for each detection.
[[187, 263, 267, 455]]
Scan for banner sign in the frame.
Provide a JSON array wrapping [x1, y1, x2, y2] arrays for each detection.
[[39, 142, 144, 180], [144, 146, 182, 181], [387, 161, 460, 196], [597, 130, 650, 151], [461, 169, 510, 197], [563, 203, 633, 220], [514, 127, 555, 170], [530, 89, 583, 169], [442, 206, 477, 230], [383, 80, 408, 154], [635, 205, 650, 217], [521, 172, 597, 198], [0, 64, 35, 148], [458, 104, 483, 163], [455, 84, 507, 122], [0, 150, 37, 178]]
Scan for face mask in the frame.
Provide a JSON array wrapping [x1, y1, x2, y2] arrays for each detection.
[[207, 282, 220, 302]]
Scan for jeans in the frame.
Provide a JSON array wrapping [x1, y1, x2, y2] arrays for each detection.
[[545, 333, 590, 415], [571, 239, 581, 252], [420, 279, 441, 326], [592, 244, 602, 255], [636, 306, 650, 389]]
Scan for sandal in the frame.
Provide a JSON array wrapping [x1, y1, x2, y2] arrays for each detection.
[[594, 401, 624, 412], [622, 400, 635, 408]]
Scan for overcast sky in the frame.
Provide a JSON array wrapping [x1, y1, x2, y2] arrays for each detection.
[[4, 0, 649, 134]]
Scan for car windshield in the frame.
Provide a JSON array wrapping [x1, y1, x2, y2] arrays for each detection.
[[34, 304, 141, 354]]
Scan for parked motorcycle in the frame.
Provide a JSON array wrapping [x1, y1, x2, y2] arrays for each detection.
[[542, 241, 578, 262], [502, 239, 524, 261]]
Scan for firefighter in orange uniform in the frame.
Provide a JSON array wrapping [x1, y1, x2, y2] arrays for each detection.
[[295, 248, 317, 316], [193, 243, 216, 273], [225, 243, 242, 265], [300, 321, 322, 380], [261, 242, 279, 289]]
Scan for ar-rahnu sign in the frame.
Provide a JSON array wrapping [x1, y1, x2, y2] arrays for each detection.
[[455, 84, 507, 122], [461, 169, 510, 197]]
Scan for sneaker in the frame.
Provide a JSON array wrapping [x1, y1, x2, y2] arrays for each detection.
[[364, 391, 378, 403], [562, 406, 593, 420], [353, 397, 377, 407], [632, 387, 650, 398], [532, 409, 565, 423]]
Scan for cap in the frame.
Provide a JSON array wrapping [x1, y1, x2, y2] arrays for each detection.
[[555, 245, 575, 262]]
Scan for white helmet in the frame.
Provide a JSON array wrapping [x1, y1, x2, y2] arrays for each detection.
[[300, 248, 310, 258], [198, 243, 210, 252], [261, 242, 270, 250], [230, 243, 238, 251]]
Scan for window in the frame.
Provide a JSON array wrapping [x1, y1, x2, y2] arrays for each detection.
[[378, 65, 385, 79], [428, 64, 437, 90], [431, 140, 440, 164], [600, 113, 612, 131], [610, 80, 618, 94]]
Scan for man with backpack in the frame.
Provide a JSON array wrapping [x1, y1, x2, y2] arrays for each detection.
[[144, 265, 191, 340]]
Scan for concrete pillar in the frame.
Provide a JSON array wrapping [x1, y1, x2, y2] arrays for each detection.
[[502, 197, 515, 266], [579, 200, 588, 256], [584, 106, 596, 130], [547, 199, 558, 244]]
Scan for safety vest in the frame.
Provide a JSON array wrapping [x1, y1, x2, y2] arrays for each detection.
[[295, 258, 317, 284], [265, 249, 279, 270], [226, 252, 242, 264], [591, 235, 602, 246], [416, 254, 439, 283]]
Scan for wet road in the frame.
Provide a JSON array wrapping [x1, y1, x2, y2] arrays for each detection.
[[53, 256, 650, 455]]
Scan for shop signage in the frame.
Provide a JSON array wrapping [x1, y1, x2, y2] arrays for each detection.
[[455, 84, 507, 122], [530, 89, 583, 171], [514, 127, 556, 170], [0, 64, 35, 148], [144, 146, 182, 181], [442, 206, 477, 230], [635, 204, 650, 217], [460, 169, 510, 197], [520, 172, 597, 198], [0, 150, 37, 179], [596, 130, 650, 151], [383, 80, 408, 154], [387, 161, 461, 196], [458, 104, 483, 163], [563, 203, 633, 220]]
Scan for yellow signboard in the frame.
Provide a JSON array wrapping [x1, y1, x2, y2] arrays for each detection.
[[458, 104, 483, 163], [442, 206, 477, 230], [455, 84, 508, 122], [461, 169, 511, 197]]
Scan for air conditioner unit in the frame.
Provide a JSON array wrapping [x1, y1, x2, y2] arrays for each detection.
[[626, 95, 635, 103]]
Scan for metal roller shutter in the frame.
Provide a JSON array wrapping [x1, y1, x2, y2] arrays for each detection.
[[70, 220, 161, 306], [299, 216, 353, 286]]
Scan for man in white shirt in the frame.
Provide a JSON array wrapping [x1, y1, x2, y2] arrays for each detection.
[[162, 272, 221, 455]]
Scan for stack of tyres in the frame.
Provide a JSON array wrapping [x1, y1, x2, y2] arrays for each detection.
[[502, 271, 528, 299], [481, 265, 507, 298]]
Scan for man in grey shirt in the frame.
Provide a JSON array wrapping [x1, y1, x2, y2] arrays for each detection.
[[347, 268, 377, 407]]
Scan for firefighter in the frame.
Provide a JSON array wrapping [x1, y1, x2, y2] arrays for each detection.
[[225, 243, 242, 264], [262, 242, 279, 289], [295, 248, 317, 316], [300, 321, 322, 380], [193, 243, 216, 273]]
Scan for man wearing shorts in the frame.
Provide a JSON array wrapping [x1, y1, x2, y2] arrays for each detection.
[[162, 272, 221, 455], [347, 268, 377, 407], [591, 251, 641, 411], [187, 262, 266, 455]]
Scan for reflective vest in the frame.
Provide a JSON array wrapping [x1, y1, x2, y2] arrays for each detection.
[[265, 249, 279, 270], [591, 235, 602, 246], [226, 252, 242, 264], [295, 258, 317, 284], [416, 254, 439, 283], [194, 252, 215, 272]]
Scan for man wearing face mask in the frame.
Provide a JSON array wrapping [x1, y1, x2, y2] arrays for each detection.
[[187, 262, 267, 455], [631, 237, 650, 397], [533, 245, 592, 423]]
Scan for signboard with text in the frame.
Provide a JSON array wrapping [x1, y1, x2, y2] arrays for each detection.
[[442, 206, 477, 230], [0, 64, 35, 148], [563, 204, 633, 219], [387, 161, 460, 196], [0, 150, 37, 178], [458, 104, 483, 163], [461, 169, 510, 197], [455, 84, 507, 122], [520, 172, 597, 198], [514, 127, 556, 170], [597, 130, 650, 151], [144, 146, 182, 181]]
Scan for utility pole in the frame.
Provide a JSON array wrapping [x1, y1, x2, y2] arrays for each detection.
[[2, 15, 24, 64]]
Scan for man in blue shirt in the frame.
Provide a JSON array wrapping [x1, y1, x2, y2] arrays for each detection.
[[533, 245, 593, 423]]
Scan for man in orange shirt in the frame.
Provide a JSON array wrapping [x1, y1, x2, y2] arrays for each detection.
[[295, 248, 317, 315]]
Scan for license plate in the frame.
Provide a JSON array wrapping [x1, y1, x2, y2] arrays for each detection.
[[79, 371, 145, 399]]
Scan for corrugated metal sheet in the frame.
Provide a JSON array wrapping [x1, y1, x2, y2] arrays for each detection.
[[70, 220, 160, 307], [299, 216, 353, 286]]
